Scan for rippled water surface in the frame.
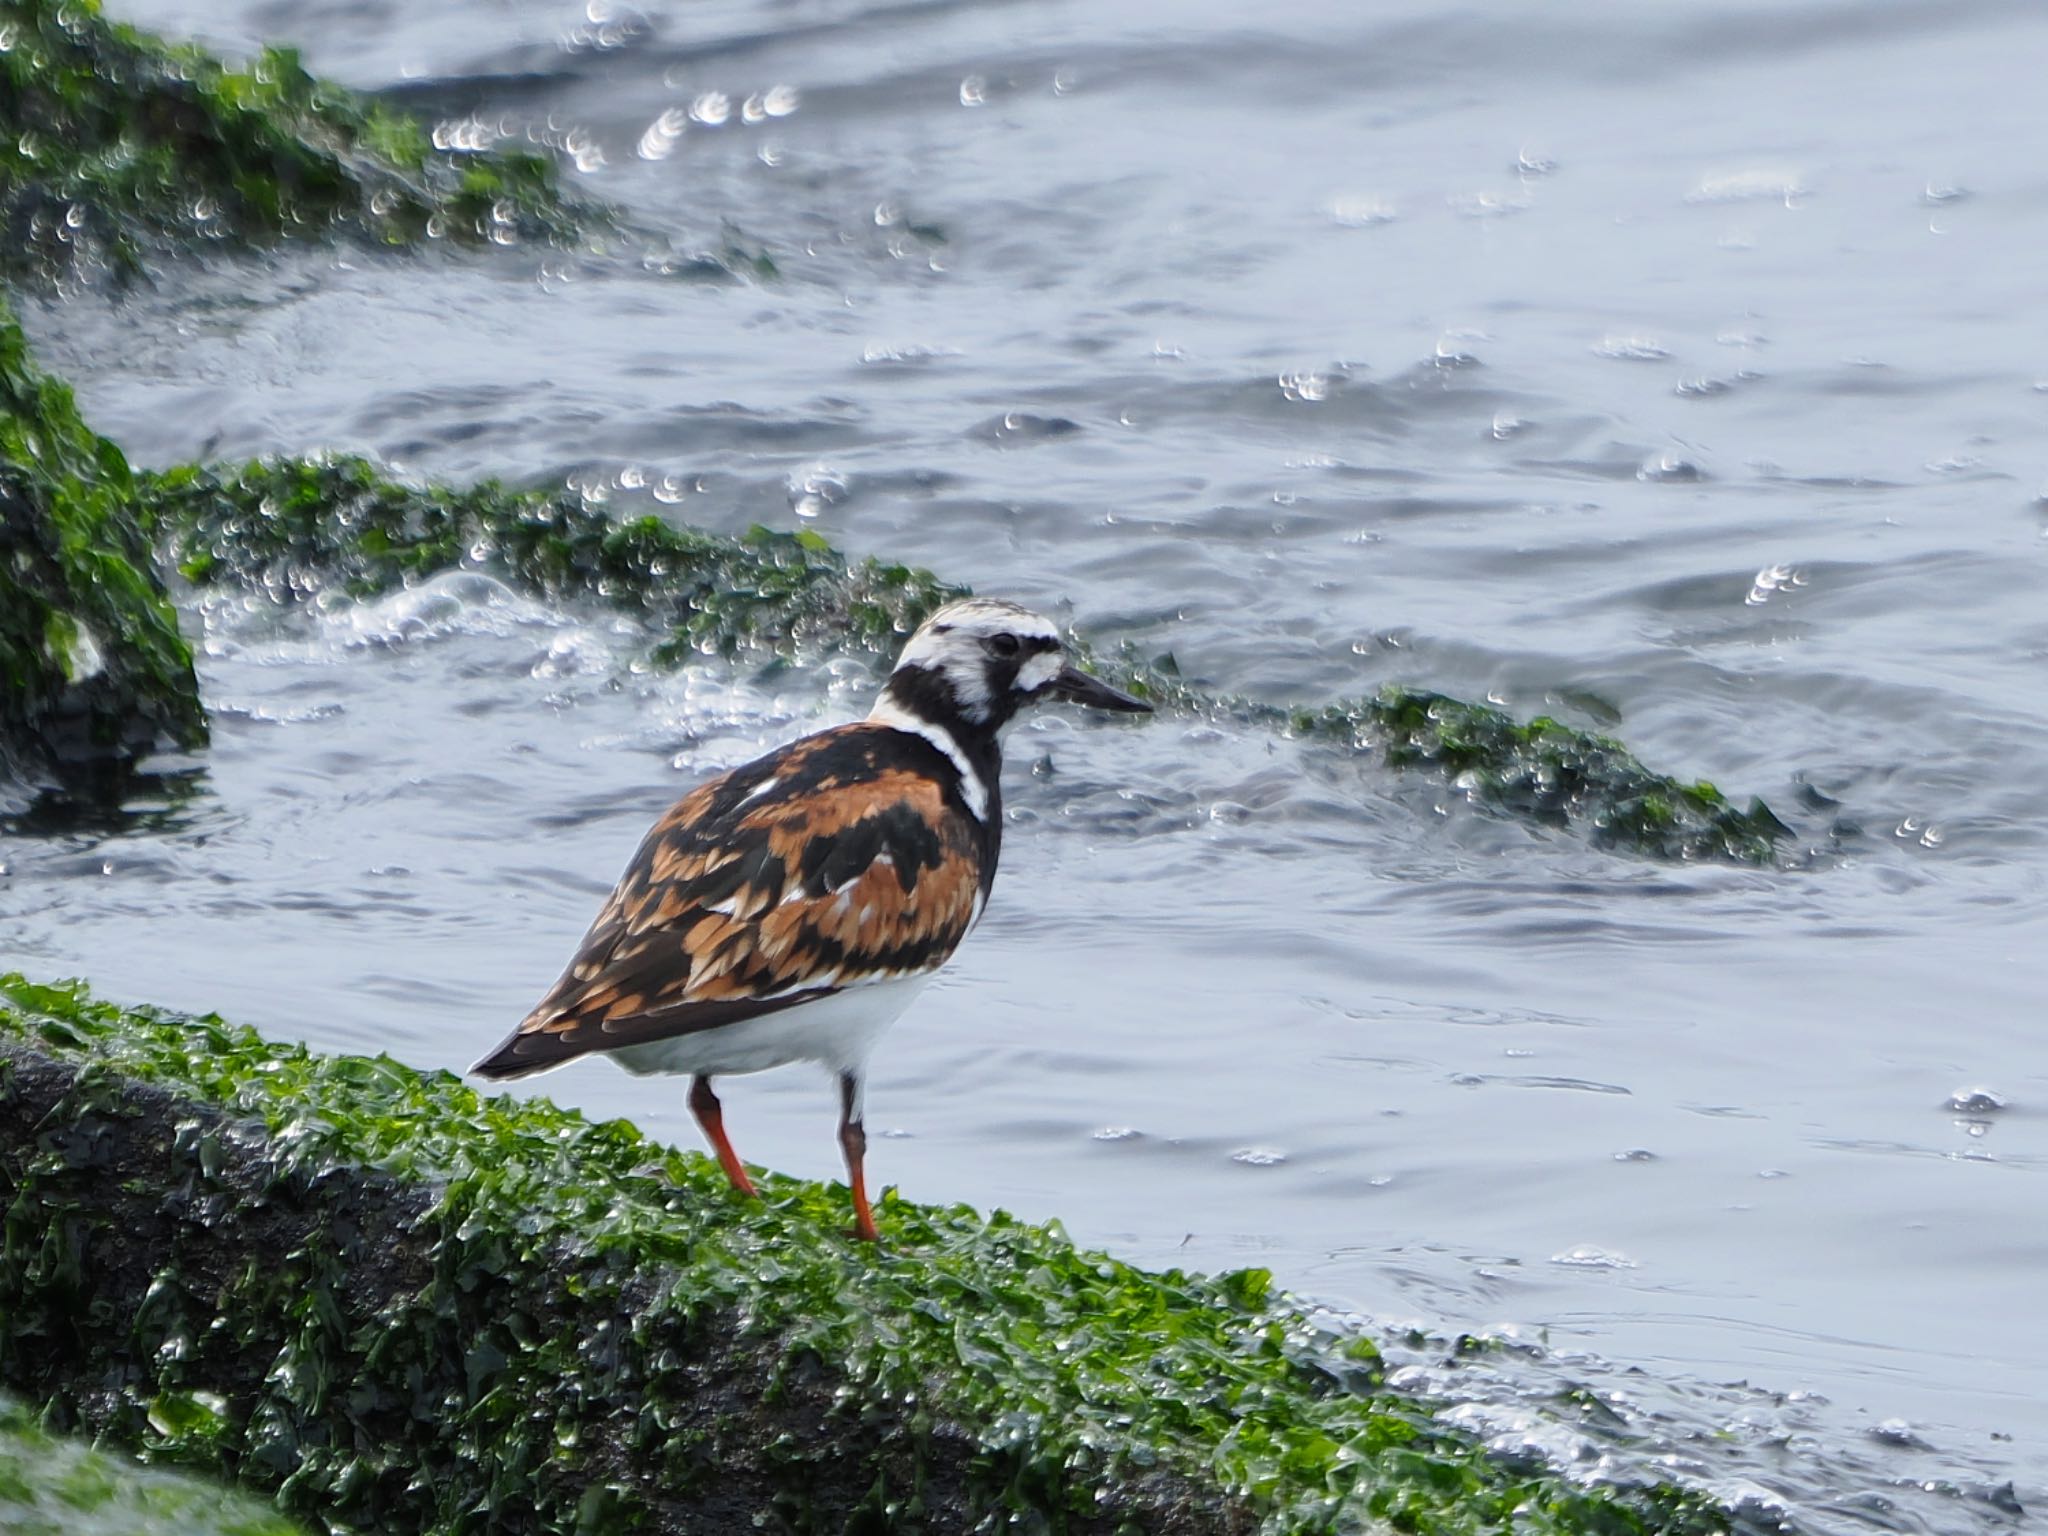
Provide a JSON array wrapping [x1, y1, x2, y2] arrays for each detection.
[[10, 0, 2048, 1526]]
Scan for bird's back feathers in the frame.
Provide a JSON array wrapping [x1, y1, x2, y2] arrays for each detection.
[[471, 722, 992, 1079]]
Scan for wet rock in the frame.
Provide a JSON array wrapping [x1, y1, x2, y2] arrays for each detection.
[[0, 0, 588, 285], [0, 297, 205, 811], [0, 972, 1740, 1536]]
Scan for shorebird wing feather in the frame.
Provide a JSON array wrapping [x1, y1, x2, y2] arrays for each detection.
[[471, 727, 982, 1078]]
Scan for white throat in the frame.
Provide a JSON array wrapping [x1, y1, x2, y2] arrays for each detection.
[[868, 696, 990, 822]]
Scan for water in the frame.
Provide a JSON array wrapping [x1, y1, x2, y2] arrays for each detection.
[[8, 0, 2048, 1525]]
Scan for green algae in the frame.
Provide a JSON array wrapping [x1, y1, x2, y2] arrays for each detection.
[[0, 974, 1742, 1536], [127, 450, 1788, 862], [1294, 689, 1792, 865], [1091, 653, 1790, 865], [0, 294, 204, 804], [0, 1392, 307, 1536], [0, 0, 586, 285], [137, 454, 963, 659]]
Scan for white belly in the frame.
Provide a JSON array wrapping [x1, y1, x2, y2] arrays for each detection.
[[604, 973, 934, 1080]]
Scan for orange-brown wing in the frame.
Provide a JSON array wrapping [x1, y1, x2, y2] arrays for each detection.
[[473, 728, 987, 1079]]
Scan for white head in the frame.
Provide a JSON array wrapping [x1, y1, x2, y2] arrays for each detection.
[[872, 597, 1150, 736]]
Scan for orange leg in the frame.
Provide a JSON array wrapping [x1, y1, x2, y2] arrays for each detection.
[[689, 1075, 758, 1198], [838, 1071, 878, 1242]]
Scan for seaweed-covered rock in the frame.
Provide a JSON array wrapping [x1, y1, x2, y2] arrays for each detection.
[[0, 297, 204, 806], [1293, 689, 1792, 864], [1098, 654, 1791, 864], [139, 453, 963, 659], [0, 974, 1742, 1536], [0, 0, 585, 284]]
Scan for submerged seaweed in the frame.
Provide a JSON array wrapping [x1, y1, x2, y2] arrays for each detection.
[[0, 0, 587, 285], [138, 454, 963, 659], [0, 974, 1743, 1536], [1297, 690, 1793, 865], [1094, 653, 1790, 865]]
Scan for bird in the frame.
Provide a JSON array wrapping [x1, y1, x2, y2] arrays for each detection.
[[471, 597, 1152, 1240]]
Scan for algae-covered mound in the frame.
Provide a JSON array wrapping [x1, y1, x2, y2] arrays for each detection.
[[0, 974, 1740, 1536], [139, 454, 963, 659], [0, 1392, 309, 1536], [1102, 654, 1791, 864], [0, 0, 585, 284], [133, 454, 1791, 863], [1296, 689, 1792, 864], [0, 297, 204, 805]]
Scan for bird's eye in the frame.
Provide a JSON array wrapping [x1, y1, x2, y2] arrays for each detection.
[[986, 632, 1022, 659]]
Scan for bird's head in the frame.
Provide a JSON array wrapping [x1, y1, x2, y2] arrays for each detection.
[[874, 598, 1152, 736]]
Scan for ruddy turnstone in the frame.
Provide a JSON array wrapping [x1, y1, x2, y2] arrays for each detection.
[[472, 598, 1150, 1239]]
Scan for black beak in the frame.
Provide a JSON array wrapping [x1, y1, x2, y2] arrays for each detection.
[[1049, 663, 1153, 714]]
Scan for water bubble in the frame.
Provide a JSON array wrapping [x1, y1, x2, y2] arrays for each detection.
[[1745, 563, 1805, 604], [1093, 1127, 1141, 1142], [1490, 413, 1529, 440], [1893, 816, 1944, 849], [1550, 1245, 1637, 1270], [1278, 371, 1329, 403], [1920, 450, 1982, 478], [762, 83, 801, 118], [565, 126, 606, 174], [788, 464, 848, 519], [1945, 1087, 2007, 1115], [1593, 334, 1669, 361], [1433, 335, 1480, 368], [433, 116, 500, 153], [636, 107, 687, 160], [1448, 188, 1529, 218], [973, 411, 1081, 446], [1921, 182, 1970, 205], [1515, 148, 1557, 176], [1638, 452, 1704, 483], [688, 92, 730, 126], [1687, 167, 1807, 205], [1232, 1147, 1288, 1167], [1613, 1148, 1656, 1163], [1208, 801, 1253, 824], [1327, 194, 1398, 227], [533, 629, 614, 679], [959, 74, 987, 106]]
